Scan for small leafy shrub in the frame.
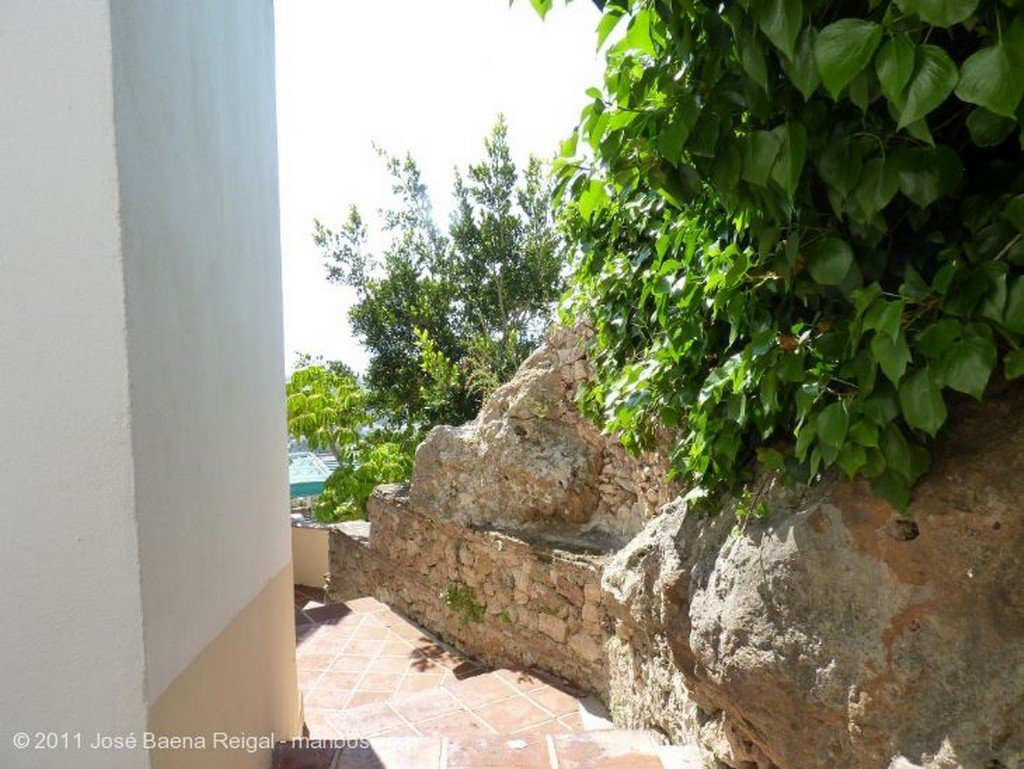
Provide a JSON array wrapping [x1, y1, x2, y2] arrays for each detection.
[[440, 583, 485, 625]]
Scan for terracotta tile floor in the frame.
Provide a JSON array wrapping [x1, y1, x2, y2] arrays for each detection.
[[287, 586, 702, 768], [293, 586, 581, 739]]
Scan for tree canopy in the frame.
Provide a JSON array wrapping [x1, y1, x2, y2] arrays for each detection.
[[314, 115, 566, 430], [530, 0, 1024, 510]]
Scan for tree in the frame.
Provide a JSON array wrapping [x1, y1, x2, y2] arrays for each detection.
[[314, 116, 566, 431], [286, 361, 364, 463], [285, 361, 415, 522], [530, 0, 1024, 510]]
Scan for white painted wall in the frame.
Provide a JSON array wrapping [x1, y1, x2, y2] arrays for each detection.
[[0, 2, 149, 768], [0, 0, 290, 765], [108, 0, 291, 702]]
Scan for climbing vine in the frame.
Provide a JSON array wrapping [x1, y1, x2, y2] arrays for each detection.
[[532, 0, 1024, 509]]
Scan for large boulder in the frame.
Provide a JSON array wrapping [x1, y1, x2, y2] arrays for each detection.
[[410, 326, 675, 548], [604, 387, 1024, 769]]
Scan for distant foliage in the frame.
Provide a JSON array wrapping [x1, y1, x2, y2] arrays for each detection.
[[314, 116, 566, 431], [286, 362, 414, 522], [532, 0, 1024, 509]]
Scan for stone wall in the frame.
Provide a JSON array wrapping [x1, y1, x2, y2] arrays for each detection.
[[328, 484, 613, 695]]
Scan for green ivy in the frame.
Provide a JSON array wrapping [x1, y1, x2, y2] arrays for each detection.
[[533, 0, 1024, 510]]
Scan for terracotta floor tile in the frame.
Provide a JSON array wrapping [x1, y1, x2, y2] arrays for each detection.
[[550, 731, 662, 769], [298, 670, 324, 689], [494, 668, 547, 692], [445, 673, 518, 708], [363, 655, 411, 674], [343, 638, 385, 656], [303, 689, 352, 710], [359, 611, 390, 626], [511, 718, 569, 736], [397, 675, 446, 695], [303, 603, 352, 624], [379, 639, 415, 656], [345, 596, 387, 613], [412, 642, 447, 658], [388, 623, 434, 643], [473, 695, 556, 733], [405, 656, 443, 675], [297, 652, 337, 671], [368, 725, 421, 738], [525, 684, 580, 717], [356, 672, 403, 692], [558, 711, 585, 731], [317, 670, 364, 690], [445, 734, 551, 768], [328, 655, 375, 673], [345, 691, 391, 709], [324, 704, 407, 738], [350, 625, 391, 642], [387, 689, 461, 724], [413, 709, 495, 737]]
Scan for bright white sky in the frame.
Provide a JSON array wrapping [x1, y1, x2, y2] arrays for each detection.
[[274, 0, 606, 373]]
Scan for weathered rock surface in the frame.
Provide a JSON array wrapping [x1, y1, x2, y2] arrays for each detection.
[[603, 389, 1024, 769], [411, 326, 675, 549]]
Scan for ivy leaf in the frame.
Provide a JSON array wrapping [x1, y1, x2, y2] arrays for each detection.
[[864, 298, 904, 339], [1005, 349, 1024, 380], [836, 442, 868, 478], [899, 367, 947, 436], [814, 19, 883, 99], [817, 136, 870, 199], [741, 37, 770, 93], [741, 130, 783, 187], [849, 419, 880, 448], [875, 36, 915, 110], [758, 0, 803, 59], [871, 331, 912, 384], [966, 108, 1018, 147], [955, 41, 1024, 118], [807, 237, 853, 285], [891, 146, 963, 207], [903, 118, 935, 146], [853, 157, 900, 220], [897, 45, 958, 130], [894, 0, 978, 28], [1004, 276, 1024, 334], [935, 333, 996, 399], [1004, 195, 1024, 234], [881, 423, 913, 480], [817, 401, 849, 448], [915, 318, 961, 359], [781, 27, 821, 101], [770, 121, 807, 201]]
